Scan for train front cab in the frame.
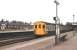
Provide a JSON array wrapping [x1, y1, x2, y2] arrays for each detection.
[[34, 22, 47, 36]]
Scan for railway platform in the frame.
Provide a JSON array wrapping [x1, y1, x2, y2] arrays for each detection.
[[0, 29, 33, 33], [51, 34, 77, 50]]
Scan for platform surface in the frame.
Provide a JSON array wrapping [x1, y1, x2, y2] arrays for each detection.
[[51, 34, 77, 50], [0, 29, 33, 33]]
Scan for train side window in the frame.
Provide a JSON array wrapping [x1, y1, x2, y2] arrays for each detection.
[[39, 24, 41, 28], [43, 25, 45, 28], [35, 25, 37, 28]]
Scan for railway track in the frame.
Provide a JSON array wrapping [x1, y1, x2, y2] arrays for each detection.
[[0, 34, 38, 47]]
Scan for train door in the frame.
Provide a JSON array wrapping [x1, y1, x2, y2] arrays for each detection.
[[38, 24, 43, 35], [42, 24, 46, 34]]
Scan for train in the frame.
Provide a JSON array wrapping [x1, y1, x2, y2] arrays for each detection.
[[33, 21, 72, 36]]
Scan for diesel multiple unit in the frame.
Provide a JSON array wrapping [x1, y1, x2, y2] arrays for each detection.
[[34, 21, 72, 36]]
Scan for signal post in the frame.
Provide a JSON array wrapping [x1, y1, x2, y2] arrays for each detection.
[[54, 0, 60, 44]]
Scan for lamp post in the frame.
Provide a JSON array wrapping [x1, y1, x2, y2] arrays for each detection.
[[73, 14, 75, 36], [54, 0, 60, 44], [73, 14, 75, 25]]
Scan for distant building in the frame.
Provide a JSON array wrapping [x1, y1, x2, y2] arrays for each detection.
[[0, 20, 32, 30], [1, 24, 6, 31]]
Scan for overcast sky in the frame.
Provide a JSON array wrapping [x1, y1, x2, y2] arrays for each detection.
[[0, 0, 77, 24]]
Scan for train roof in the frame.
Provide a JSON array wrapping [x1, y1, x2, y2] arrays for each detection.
[[33, 21, 55, 25], [33, 21, 65, 26]]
